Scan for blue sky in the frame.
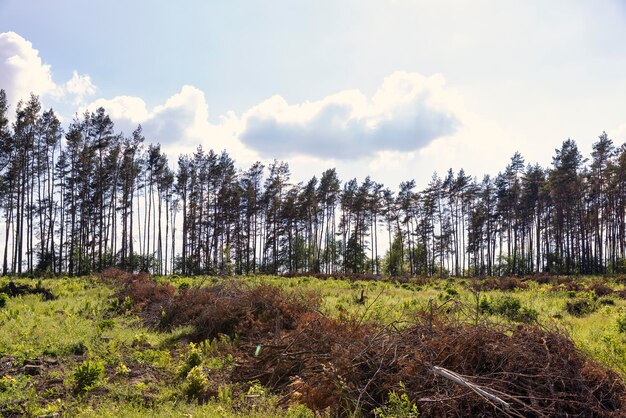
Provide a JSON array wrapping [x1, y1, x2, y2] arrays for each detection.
[[2, 0, 626, 188]]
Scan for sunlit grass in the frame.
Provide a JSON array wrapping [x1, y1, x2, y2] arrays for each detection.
[[2, 273, 626, 416]]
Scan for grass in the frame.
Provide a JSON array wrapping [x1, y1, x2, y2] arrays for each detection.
[[2, 273, 626, 416], [0, 276, 317, 417]]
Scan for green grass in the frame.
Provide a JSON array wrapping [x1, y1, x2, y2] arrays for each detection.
[[2, 274, 626, 416], [0, 276, 317, 417], [165, 274, 626, 372]]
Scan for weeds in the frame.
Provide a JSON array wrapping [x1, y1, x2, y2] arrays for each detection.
[[74, 360, 104, 393], [3, 274, 626, 417], [184, 365, 208, 399], [375, 382, 419, 418]]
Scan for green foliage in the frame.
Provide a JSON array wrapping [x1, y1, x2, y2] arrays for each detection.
[[133, 348, 171, 367], [344, 235, 368, 273], [115, 362, 131, 377], [0, 292, 8, 308], [0, 375, 17, 392], [97, 318, 116, 332], [383, 231, 405, 276], [108, 295, 134, 314], [180, 342, 204, 376], [183, 365, 208, 399], [131, 333, 150, 348], [617, 314, 626, 334], [285, 404, 316, 418], [375, 382, 419, 417], [217, 383, 234, 406], [566, 297, 598, 317], [438, 285, 459, 301], [480, 295, 538, 323], [479, 295, 492, 313], [70, 341, 88, 355], [74, 360, 105, 393], [609, 258, 626, 274]]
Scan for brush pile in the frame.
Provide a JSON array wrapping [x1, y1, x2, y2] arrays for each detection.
[[111, 273, 626, 417]]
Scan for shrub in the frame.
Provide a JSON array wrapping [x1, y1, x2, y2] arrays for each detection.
[[131, 333, 150, 348], [566, 298, 597, 317], [617, 314, 626, 334], [483, 296, 537, 323], [74, 360, 104, 393], [374, 383, 419, 417], [183, 366, 208, 399], [97, 319, 116, 332], [285, 403, 316, 418], [115, 363, 130, 377], [69, 341, 87, 355], [496, 296, 522, 320], [589, 281, 613, 297], [438, 285, 460, 302], [478, 295, 492, 314], [180, 342, 203, 377], [0, 292, 8, 309], [517, 306, 539, 323], [0, 375, 16, 392]]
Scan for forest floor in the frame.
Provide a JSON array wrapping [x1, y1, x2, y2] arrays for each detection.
[[2, 272, 626, 417]]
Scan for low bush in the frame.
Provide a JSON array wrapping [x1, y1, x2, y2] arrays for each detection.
[[180, 342, 203, 377], [589, 281, 614, 297], [617, 314, 626, 334], [566, 298, 597, 317], [184, 366, 208, 399], [0, 281, 55, 300], [375, 382, 419, 418], [74, 360, 104, 393], [472, 277, 528, 292], [480, 296, 538, 323]]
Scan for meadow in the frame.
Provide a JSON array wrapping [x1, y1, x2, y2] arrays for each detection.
[[1, 272, 626, 417]]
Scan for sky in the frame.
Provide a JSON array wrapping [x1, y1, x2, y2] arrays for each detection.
[[1, 0, 626, 189]]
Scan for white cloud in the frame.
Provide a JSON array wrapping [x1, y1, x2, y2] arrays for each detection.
[[81, 71, 522, 187], [83, 95, 150, 126], [0, 31, 57, 105], [609, 124, 626, 145], [240, 71, 460, 159], [81, 85, 255, 165], [0, 30, 524, 187], [0, 31, 99, 112], [65, 71, 97, 105]]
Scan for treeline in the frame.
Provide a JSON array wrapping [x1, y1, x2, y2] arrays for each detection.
[[1, 90, 626, 277]]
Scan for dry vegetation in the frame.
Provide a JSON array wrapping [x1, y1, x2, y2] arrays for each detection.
[[111, 270, 626, 417]]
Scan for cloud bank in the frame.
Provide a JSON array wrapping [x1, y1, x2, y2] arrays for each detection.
[[0, 31, 545, 187], [81, 86, 252, 162], [0, 32, 95, 107], [240, 72, 460, 159]]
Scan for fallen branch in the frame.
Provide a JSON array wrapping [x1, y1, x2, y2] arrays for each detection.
[[431, 365, 511, 409]]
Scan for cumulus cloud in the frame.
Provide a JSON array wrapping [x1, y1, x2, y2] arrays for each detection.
[[0, 31, 57, 105], [81, 85, 254, 163], [0, 31, 97, 110], [65, 71, 97, 105], [1, 30, 520, 187], [80, 71, 517, 186], [83, 86, 211, 142], [240, 72, 461, 159]]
